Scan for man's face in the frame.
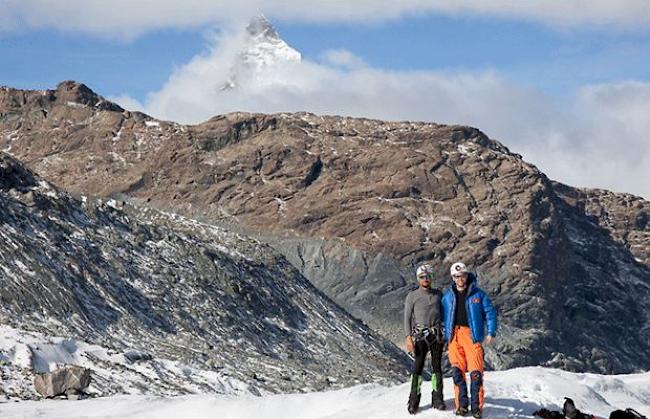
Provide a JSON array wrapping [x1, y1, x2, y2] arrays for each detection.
[[452, 273, 468, 288], [418, 274, 432, 287]]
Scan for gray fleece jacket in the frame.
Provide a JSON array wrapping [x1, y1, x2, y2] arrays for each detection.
[[403, 286, 443, 337]]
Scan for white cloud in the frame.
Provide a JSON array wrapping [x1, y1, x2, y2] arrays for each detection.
[[2, 1, 650, 38], [108, 94, 144, 112], [321, 49, 367, 70], [127, 29, 650, 199], [546, 82, 650, 195]]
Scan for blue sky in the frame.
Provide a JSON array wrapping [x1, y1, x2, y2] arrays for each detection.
[[0, 29, 205, 100], [3, 15, 650, 101], [283, 17, 650, 94], [1, 2, 649, 198]]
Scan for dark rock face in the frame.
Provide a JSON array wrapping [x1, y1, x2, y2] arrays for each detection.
[[259, 236, 410, 341], [0, 152, 409, 397], [1, 83, 649, 373], [0, 152, 39, 191], [554, 183, 650, 267]]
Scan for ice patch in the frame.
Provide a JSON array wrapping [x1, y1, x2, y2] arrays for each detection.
[[14, 259, 36, 277], [458, 144, 474, 155], [66, 101, 85, 108], [37, 179, 58, 198], [274, 197, 286, 214], [112, 127, 123, 142]]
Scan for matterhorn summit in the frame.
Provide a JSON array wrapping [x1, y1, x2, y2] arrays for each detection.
[[222, 15, 302, 90]]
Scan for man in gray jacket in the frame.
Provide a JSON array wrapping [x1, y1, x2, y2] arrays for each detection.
[[404, 263, 446, 414]]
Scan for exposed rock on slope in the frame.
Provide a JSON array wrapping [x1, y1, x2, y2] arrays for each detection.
[[554, 184, 650, 266], [1, 82, 649, 373], [0, 152, 409, 398]]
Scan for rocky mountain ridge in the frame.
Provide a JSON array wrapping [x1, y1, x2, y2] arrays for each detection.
[[0, 81, 649, 373]]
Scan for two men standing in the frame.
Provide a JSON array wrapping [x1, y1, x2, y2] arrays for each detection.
[[404, 261, 498, 417]]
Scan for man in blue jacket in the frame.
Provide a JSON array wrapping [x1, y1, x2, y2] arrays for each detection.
[[442, 262, 497, 419]]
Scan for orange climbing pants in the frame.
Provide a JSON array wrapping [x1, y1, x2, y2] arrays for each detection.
[[448, 326, 485, 411]]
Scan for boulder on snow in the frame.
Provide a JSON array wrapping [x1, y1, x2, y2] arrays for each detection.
[[33, 365, 91, 398]]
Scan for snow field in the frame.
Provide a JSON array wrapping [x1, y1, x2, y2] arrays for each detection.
[[0, 367, 648, 419]]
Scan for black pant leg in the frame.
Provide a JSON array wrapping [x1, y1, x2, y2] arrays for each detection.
[[412, 339, 428, 375], [430, 339, 443, 374], [409, 339, 428, 397], [429, 339, 444, 404]]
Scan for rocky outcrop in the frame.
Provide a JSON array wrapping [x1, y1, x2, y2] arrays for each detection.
[[1, 83, 648, 373], [33, 366, 91, 398], [0, 152, 410, 397], [553, 183, 650, 267]]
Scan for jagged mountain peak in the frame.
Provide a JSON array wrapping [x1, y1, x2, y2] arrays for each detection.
[[0, 79, 124, 115], [53, 80, 124, 111], [246, 15, 280, 39], [55, 80, 98, 101], [240, 15, 300, 64], [222, 16, 301, 90]]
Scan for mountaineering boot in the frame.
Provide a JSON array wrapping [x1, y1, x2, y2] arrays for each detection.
[[432, 393, 446, 410], [408, 374, 422, 414], [431, 371, 445, 410], [455, 407, 469, 416], [408, 392, 421, 414], [452, 367, 470, 414]]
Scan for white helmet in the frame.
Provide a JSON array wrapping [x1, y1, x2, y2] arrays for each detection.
[[416, 264, 433, 280], [450, 262, 468, 276]]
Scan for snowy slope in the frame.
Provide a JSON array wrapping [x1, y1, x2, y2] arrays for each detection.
[[0, 152, 410, 397], [0, 367, 648, 419], [0, 325, 248, 400]]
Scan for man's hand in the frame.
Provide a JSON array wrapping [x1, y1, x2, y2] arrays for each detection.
[[484, 335, 495, 345], [405, 336, 415, 353]]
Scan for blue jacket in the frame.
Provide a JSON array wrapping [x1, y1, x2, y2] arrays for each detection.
[[441, 273, 497, 343]]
